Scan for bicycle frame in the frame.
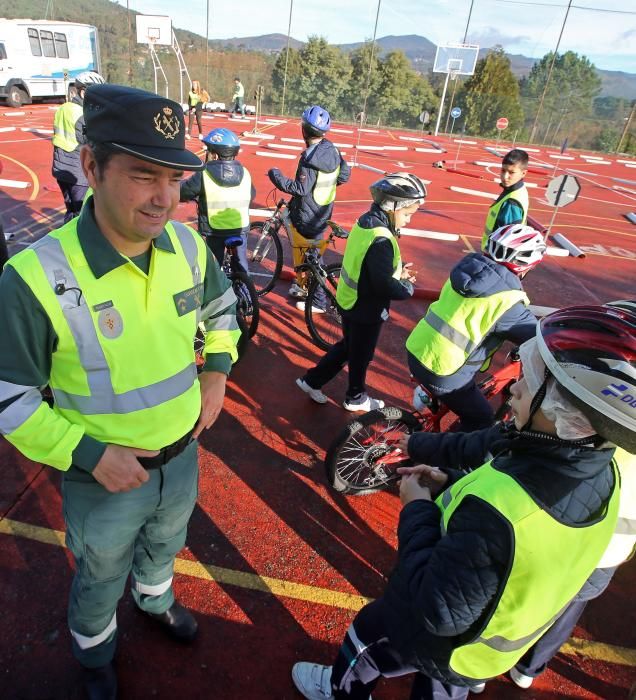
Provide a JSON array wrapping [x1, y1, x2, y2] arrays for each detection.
[[360, 351, 522, 472]]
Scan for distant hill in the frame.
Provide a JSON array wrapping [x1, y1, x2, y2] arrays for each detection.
[[212, 32, 636, 100]]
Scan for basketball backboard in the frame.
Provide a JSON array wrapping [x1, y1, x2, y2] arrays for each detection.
[[433, 43, 479, 76], [136, 15, 172, 46]]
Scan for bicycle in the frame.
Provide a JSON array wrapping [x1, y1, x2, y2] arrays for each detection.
[[324, 348, 522, 495], [195, 235, 259, 368]]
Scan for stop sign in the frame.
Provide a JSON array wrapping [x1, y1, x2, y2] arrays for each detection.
[[496, 117, 509, 130]]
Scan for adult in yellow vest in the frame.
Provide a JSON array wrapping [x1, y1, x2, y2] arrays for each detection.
[[291, 304, 636, 700], [296, 173, 424, 413], [481, 148, 530, 250], [180, 127, 254, 269], [52, 71, 105, 223], [406, 223, 546, 431], [185, 79, 209, 140], [0, 85, 240, 698], [268, 105, 350, 305]]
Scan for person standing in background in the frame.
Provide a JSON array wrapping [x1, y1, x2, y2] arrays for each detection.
[[186, 80, 209, 140], [230, 77, 245, 118]]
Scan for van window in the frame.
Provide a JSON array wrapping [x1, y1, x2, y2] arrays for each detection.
[[54, 33, 69, 59], [40, 30, 56, 58], [28, 28, 42, 56], [0, 43, 7, 60]]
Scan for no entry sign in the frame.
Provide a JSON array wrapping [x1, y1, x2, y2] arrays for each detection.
[[496, 117, 509, 130]]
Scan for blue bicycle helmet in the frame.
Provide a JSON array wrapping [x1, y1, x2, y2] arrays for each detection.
[[301, 105, 331, 137], [203, 128, 240, 159]]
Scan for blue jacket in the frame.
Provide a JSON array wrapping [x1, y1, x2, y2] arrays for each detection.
[[381, 423, 617, 686], [180, 159, 255, 238], [408, 252, 537, 393], [51, 95, 87, 186], [267, 138, 350, 238]]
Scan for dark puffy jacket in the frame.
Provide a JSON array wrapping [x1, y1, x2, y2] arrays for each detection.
[[267, 138, 350, 238], [180, 160, 255, 238], [51, 96, 87, 185], [341, 205, 413, 323], [408, 252, 537, 393], [380, 426, 616, 686]]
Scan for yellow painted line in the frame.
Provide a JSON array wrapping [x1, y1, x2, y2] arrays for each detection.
[[0, 152, 39, 201], [460, 234, 476, 253], [1, 516, 634, 666]]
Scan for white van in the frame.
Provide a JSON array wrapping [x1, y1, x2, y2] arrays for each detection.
[[0, 18, 100, 107]]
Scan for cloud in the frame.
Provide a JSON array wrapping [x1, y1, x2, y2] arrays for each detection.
[[619, 28, 636, 42], [468, 27, 531, 49]]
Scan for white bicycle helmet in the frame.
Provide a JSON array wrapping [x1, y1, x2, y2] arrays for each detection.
[[485, 223, 546, 273], [370, 172, 427, 212], [74, 71, 105, 90]]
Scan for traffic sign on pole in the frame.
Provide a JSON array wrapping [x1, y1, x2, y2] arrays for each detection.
[[545, 175, 581, 208], [451, 107, 461, 119], [496, 117, 509, 130]]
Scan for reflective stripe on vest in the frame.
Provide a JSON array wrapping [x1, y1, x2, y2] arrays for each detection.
[[202, 170, 251, 230], [6, 218, 209, 453], [482, 186, 529, 248], [313, 166, 340, 206], [436, 460, 619, 680], [405, 281, 528, 376], [52, 102, 83, 152], [336, 222, 401, 311]]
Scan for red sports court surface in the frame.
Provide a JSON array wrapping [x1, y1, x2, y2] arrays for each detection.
[[0, 105, 635, 699]]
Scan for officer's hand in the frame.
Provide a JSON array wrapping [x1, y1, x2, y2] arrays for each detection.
[[92, 444, 157, 493], [399, 471, 432, 506], [193, 370, 227, 438], [397, 464, 448, 497]]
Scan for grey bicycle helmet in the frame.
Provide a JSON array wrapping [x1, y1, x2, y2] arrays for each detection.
[[74, 71, 105, 90], [370, 172, 427, 212]]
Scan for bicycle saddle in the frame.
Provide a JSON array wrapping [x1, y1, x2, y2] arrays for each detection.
[[224, 236, 244, 247], [326, 221, 349, 239]]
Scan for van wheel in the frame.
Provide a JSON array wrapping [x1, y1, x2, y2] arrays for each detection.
[[6, 85, 27, 108]]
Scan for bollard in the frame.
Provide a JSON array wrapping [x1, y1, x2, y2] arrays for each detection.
[[551, 233, 586, 258]]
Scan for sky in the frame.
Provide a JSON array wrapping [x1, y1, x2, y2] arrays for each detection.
[[125, 0, 636, 74]]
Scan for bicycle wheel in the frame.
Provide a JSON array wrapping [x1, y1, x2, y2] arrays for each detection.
[[246, 221, 283, 296], [325, 407, 421, 495], [305, 263, 342, 351], [232, 269, 260, 338]]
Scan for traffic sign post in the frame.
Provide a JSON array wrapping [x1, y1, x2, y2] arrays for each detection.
[[495, 116, 508, 146], [450, 106, 461, 135], [544, 174, 581, 240], [419, 110, 431, 133]]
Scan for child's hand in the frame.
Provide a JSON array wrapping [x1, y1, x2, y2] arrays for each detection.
[[400, 472, 431, 505], [397, 464, 448, 497], [401, 262, 416, 283]]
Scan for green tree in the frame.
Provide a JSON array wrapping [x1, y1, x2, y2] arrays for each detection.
[[462, 47, 523, 137], [271, 46, 303, 113], [339, 41, 382, 121]]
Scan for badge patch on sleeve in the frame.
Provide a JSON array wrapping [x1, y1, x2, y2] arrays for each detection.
[[174, 283, 204, 316]]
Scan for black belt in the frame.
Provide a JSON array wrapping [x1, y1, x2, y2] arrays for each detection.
[[138, 429, 195, 469]]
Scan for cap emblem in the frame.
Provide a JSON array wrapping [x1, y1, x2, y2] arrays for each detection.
[[154, 106, 180, 140]]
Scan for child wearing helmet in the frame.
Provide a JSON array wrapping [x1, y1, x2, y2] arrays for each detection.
[[267, 105, 350, 306], [481, 148, 530, 249], [180, 127, 255, 269], [406, 223, 546, 431], [51, 71, 105, 222], [292, 303, 634, 700], [296, 173, 425, 412]]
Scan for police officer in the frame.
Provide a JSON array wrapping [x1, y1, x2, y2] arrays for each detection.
[[267, 105, 350, 306], [0, 84, 240, 699], [52, 71, 105, 223], [180, 127, 255, 269], [481, 148, 530, 249]]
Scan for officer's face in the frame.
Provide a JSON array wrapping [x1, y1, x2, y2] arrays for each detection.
[[84, 151, 183, 252], [500, 163, 526, 188]]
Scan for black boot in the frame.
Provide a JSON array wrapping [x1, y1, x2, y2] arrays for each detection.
[[82, 662, 117, 700], [141, 601, 198, 642]]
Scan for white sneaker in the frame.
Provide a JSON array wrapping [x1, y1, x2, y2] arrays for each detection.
[[291, 663, 333, 700], [296, 301, 325, 314], [509, 667, 534, 689], [296, 378, 328, 404], [470, 683, 486, 694], [289, 283, 308, 299], [342, 396, 385, 412], [185, 131, 191, 139], [198, 134, 204, 140]]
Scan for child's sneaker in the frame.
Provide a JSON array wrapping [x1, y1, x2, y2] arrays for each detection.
[[296, 378, 328, 404], [296, 301, 325, 314], [470, 683, 486, 694], [291, 663, 333, 700], [185, 131, 191, 139], [342, 395, 385, 412], [509, 667, 534, 689], [289, 282, 308, 299]]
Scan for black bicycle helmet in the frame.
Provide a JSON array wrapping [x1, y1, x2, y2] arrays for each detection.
[[370, 172, 427, 211]]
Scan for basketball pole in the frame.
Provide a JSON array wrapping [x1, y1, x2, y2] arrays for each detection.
[[434, 71, 451, 137]]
